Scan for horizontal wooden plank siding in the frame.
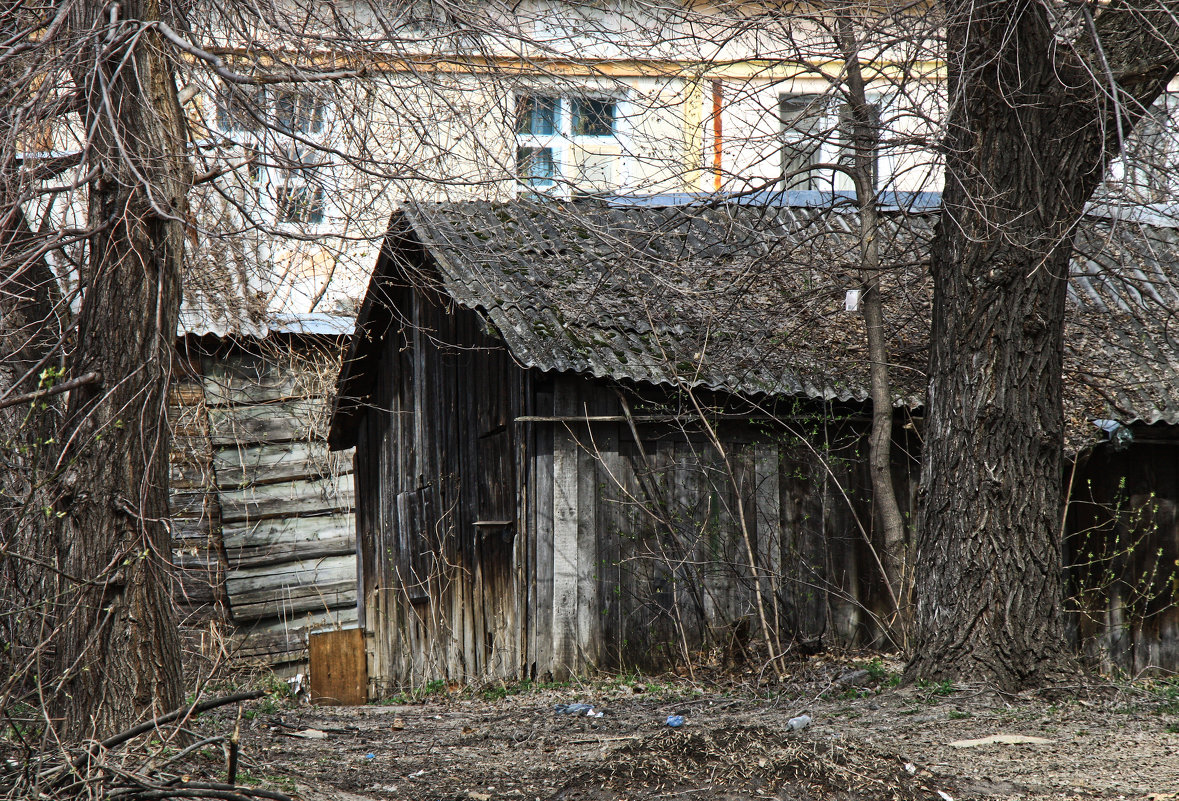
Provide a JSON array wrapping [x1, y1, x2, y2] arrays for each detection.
[[223, 512, 355, 551], [219, 475, 354, 523], [170, 343, 356, 670], [208, 398, 324, 447], [169, 357, 229, 627], [214, 441, 353, 488]]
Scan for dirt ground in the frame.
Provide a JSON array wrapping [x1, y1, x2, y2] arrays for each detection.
[[204, 657, 1179, 801]]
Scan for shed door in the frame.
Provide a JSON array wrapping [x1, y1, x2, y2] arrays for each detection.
[[475, 426, 517, 675]]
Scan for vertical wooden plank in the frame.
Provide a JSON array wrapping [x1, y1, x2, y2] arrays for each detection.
[[551, 378, 581, 677], [574, 389, 602, 669], [596, 415, 625, 671], [531, 386, 555, 678], [826, 440, 862, 645], [509, 370, 528, 680], [310, 628, 367, 705], [755, 444, 783, 642], [653, 438, 685, 666]]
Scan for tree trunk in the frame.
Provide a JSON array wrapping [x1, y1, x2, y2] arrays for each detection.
[[0, 1, 68, 698], [0, 209, 63, 685], [52, 0, 191, 739], [909, 0, 1179, 689], [837, 13, 909, 644]]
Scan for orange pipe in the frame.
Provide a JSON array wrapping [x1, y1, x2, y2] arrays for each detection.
[[712, 79, 723, 192]]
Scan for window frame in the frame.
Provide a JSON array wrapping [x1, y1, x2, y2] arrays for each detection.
[[214, 84, 331, 229], [778, 91, 892, 195], [513, 89, 626, 198], [779, 94, 825, 191]]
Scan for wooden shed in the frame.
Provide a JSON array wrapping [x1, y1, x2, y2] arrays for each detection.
[[328, 200, 935, 690], [170, 313, 358, 669]]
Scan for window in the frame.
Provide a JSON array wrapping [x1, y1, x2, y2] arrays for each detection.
[[517, 95, 559, 136], [780, 95, 823, 190], [214, 85, 330, 227], [836, 102, 881, 190], [399, 1, 461, 34], [274, 89, 324, 135], [517, 146, 555, 189], [216, 87, 265, 133], [514, 91, 623, 197], [779, 93, 884, 194], [276, 184, 325, 225], [572, 98, 615, 136]]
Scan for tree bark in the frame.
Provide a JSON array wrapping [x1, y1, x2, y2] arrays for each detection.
[[0, 1, 68, 696], [52, 0, 191, 739], [910, 0, 1179, 689]]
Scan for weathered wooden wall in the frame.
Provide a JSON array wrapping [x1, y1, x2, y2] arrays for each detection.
[[352, 286, 1179, 688], [354, 285, 919, 690], [529, 376, 909, 677], [170, 350, 229, 638], [1065, 428, 1179, 674], [170, 339, 355, 669]]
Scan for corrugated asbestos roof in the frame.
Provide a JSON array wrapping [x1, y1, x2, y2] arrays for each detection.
[[332, 199, 1179, 448], [178, 307, 354, 338], [400, 200, 933, 404], [1068, 222, 1179, 427]]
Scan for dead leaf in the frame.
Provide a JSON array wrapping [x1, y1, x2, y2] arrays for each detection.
[[948, 734, 1053, 748], [392, 717, 405, 731]]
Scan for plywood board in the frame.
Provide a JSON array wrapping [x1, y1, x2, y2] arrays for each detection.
[[310, 628, 367, 705]]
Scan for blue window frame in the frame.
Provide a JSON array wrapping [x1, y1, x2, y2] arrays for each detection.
[[516, 146, 555, 187], [516, 96, 559, 136]]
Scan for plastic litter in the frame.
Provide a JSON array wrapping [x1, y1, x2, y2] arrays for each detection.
[[1093, 419, 1134, 450], [787, 714, 811, 731], [555, 703, 603, 717], [666, 715, 685, 728], [286, 673, 306, 696], [364, 753, 375, 761]]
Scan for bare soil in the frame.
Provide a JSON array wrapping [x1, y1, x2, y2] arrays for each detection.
[[205, 658, 1179, 801]]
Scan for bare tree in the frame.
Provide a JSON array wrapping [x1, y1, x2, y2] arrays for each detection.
[[909, 0, 1179, 689]]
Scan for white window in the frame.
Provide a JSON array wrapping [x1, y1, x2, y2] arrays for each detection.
[[514, 92, 624, 197], [215, 85, 329, 227], [835, 101, 882, 191], [779, 95, 824, 190], [779, 93, 887, 195]]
